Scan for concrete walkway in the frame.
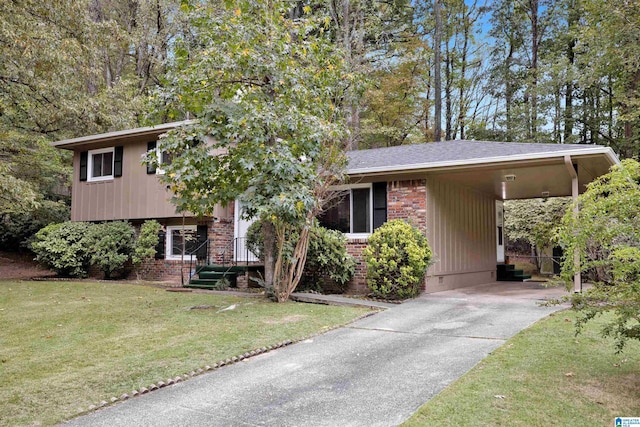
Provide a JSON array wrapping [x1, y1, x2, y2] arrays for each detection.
[[64, 282, 568, 427]]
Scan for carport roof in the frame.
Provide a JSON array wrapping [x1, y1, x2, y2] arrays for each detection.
[[347, 140, 618, 174], [347, 140, 620, 200]]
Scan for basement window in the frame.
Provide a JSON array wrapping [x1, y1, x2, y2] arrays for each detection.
[[165, 226, 197, 261]]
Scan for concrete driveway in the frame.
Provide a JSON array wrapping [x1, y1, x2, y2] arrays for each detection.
[[64, 282, 568, 427]]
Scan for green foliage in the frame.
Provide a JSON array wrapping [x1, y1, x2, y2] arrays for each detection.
[[131, 220, 161, 280], [246, 220, 355, 293], [152, 0, 355, 301], [132, 220, 161, 266], [32, 220, 140, 279], [31, 222, 92, 278], [504, 198, 570, 248], [302, 227, 355, 293], [557, 159, 640, 351], [363, 220, 432, 299], [88, 221, 136, 279], [245, 220, 265, 261], [0, 200, 70, 251]]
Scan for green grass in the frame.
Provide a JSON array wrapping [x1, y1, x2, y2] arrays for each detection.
[[0, 280, 371, 426], [404, 311, 640, 426]]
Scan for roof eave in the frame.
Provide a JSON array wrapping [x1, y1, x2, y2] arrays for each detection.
[[347, 146, 620, 176], [52, 120, 194, 150]]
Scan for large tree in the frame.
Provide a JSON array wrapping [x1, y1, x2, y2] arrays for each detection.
[[153, 0, 354, 302], [0, 0, 181, 249]]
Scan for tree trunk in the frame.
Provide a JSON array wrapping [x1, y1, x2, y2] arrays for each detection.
[[445, 52, 453, 141], [529, 0, 539, 140], [563, 0, 577, 143], [262, 220, 276, 289], [433, 0, 442, 142], [458, 19, 469, 140]]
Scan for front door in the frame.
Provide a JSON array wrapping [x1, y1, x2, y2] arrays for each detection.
[[234, 200, 259, 262]]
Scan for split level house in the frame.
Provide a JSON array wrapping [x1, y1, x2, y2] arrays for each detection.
[[53, 121, 619, 293]]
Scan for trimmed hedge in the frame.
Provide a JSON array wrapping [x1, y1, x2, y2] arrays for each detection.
[[363, 219, 432, 299], [32, 222, 92, 278], [32, 220, 146, 279]]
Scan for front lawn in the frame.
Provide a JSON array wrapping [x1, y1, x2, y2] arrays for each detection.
[[404, 311, 640, 426], [0, 280, 371, 425]]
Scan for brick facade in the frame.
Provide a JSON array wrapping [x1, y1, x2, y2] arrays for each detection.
[[346, 179, 428, 294], [209, 210, 235, 265], [345, 238, 369, 293], [387, 179, 427, 233], [132, 213, 235, 284], [88, 179, 428, 290]]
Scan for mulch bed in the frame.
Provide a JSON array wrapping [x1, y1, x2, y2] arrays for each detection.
[[0, 252, 55, 280]]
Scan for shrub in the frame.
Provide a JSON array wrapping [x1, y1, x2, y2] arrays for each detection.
[[132, 220, 161, 279], [245, 220, 266, 260], [31, 221, 92, 277], [300, 227, 355, 293], [0, 200, 70, 251], [363, 219, 432, 300], [87, 221, 135, 279], [246, 220, 355, 293]]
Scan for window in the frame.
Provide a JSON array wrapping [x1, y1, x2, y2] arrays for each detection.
[[88, 148, 114, 181], [319, 182, 387, 237], [156, 149, 173, 175], [146, 141, 173, 175], [165, 225, 197, 260], [80, 146, 122, 182]]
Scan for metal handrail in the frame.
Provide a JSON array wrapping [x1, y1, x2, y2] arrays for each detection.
[[185, 238, 211, 282]]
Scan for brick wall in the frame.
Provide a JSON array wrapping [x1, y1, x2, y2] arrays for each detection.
[[346, 238, 368, 293], [137, 259, 192, 285], [345, 179, 428, 294], [387, 179, 427, 233], [209, 216, 235, 265]]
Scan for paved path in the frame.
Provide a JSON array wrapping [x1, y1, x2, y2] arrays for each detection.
[[64, 282, 567, 427]]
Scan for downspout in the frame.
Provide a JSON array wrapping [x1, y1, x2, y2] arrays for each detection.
[[564, 155, 581, 292]]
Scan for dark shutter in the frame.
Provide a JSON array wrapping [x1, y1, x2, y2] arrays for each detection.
[[147, 141, 157, 174], [372, 182, 387, 230], [155, 230, 165, 260], [196, 225, 208, 260], [79, 151, 88, 181], [114, 146, 123, 177]]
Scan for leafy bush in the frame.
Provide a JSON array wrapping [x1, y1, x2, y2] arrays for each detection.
[[31, 221, 92, 277], [557, 159, 640, 351], [87, 221, 135, 279], [363, 219, 432, 299], [300, 227, 355, 293], [132, 220, 161, 279], [0, 200, 69, 251], [32, 220, 136, 279], [245, 220, 266, 260], [246, 220, 355, 293]]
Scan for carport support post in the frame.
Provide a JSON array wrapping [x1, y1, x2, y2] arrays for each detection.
[[564, 155, 581, 292]]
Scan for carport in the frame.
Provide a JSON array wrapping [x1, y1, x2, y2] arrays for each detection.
[[347, 141, 619, 293]]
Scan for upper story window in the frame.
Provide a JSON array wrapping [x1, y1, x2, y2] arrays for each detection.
[[319, 182, 387, 238], [79, 146, 123, 182], [146, 141, 173, 175], [88, 148, 114, 181]]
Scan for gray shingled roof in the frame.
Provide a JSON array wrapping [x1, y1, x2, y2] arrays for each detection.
[[347, 140, 609, 173]]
